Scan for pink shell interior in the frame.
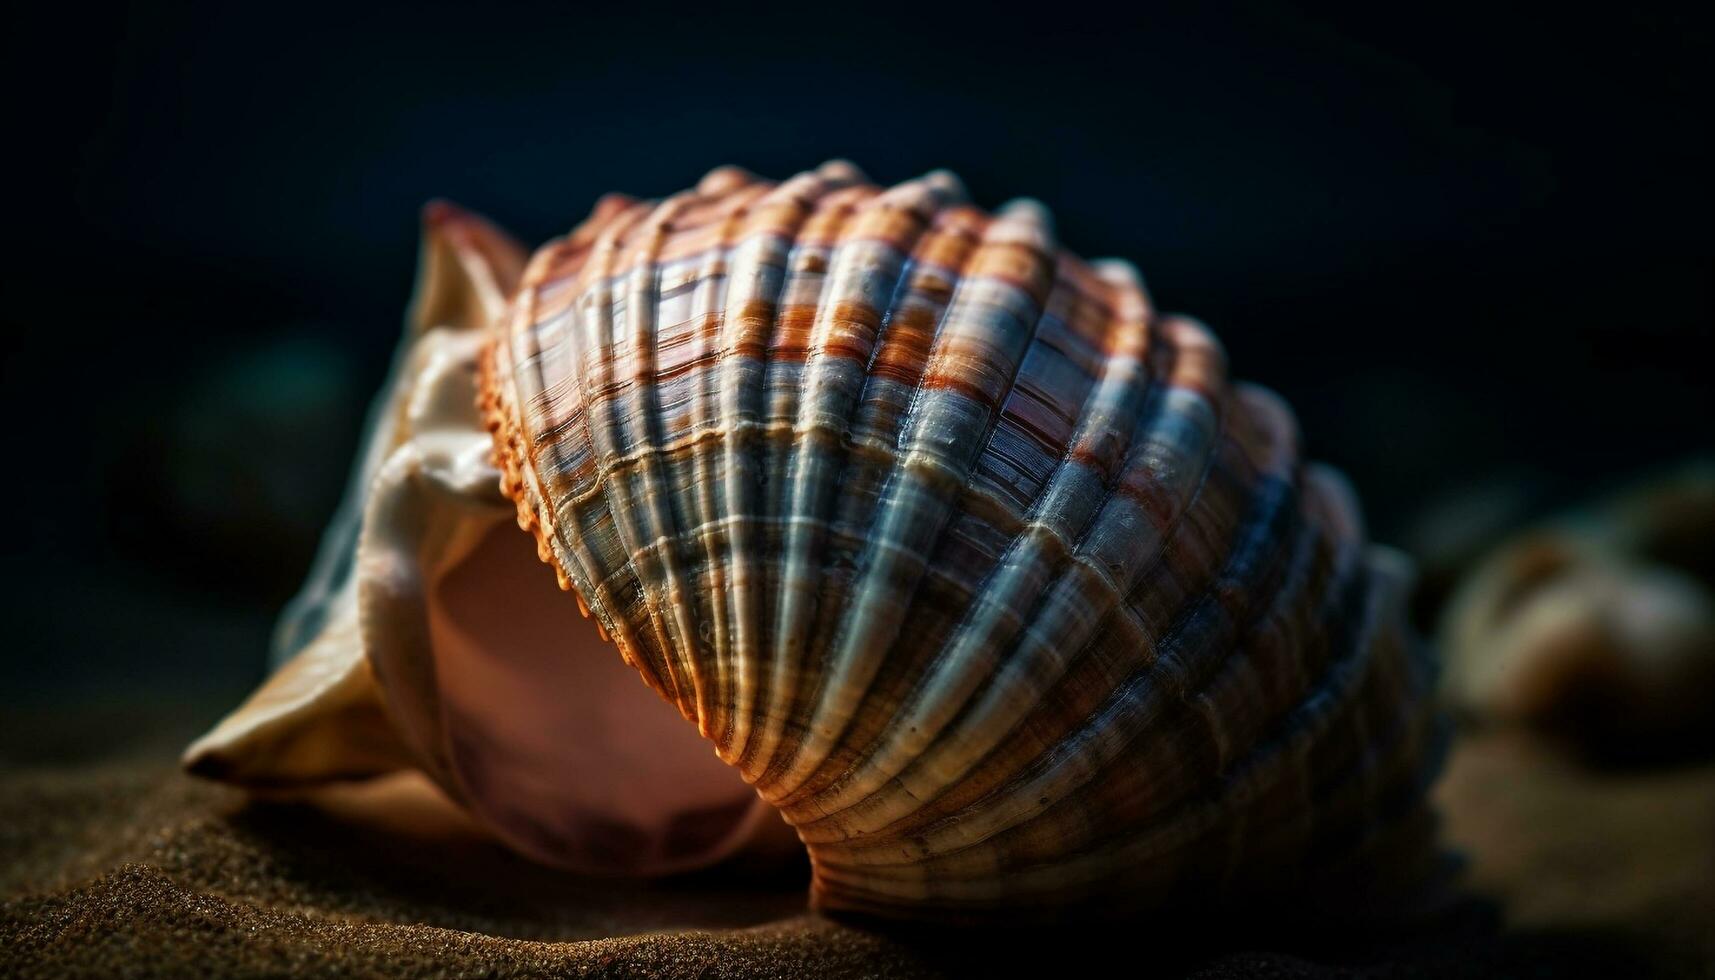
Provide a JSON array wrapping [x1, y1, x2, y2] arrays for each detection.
[[425, 521, 782, 874]]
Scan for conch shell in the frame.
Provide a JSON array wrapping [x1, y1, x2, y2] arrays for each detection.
[[190, 163, 1443, 920]]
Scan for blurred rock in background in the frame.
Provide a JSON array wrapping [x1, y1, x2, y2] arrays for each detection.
[[1432, 460, 1715, 766]]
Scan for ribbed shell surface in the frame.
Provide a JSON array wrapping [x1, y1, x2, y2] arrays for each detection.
[[481, 162, 1442, 919]]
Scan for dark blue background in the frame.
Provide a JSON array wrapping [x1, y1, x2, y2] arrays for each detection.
[[2, 2, 1708, 738]]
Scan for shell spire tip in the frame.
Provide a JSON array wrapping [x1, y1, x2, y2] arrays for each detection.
[[815, 158, 870, 184]]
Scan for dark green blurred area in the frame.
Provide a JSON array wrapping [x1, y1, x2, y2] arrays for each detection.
[[1, 2, 1708, 736]]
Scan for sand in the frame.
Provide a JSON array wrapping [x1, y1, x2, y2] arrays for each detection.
[[2, 726, 1711, 979]]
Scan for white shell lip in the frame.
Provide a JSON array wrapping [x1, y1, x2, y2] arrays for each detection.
[[185, 201, 795, 877]]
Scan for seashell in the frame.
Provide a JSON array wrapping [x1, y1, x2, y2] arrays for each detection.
[[189, 162, 1444, 920], [1439, 460, 1715, 762]]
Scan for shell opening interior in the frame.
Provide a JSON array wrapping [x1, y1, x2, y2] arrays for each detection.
[[425, 518, 779, 875]]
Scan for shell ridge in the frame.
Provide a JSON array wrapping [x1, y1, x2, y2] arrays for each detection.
[[804, 208, 986, 572], [765, 189, 944, 793], [814, 537, 1381, 902], [722, 166, 863, 768], [746, 182, 878, 775], [681, 181, 769, 749], [526, 260, 628, 643], [713, 182, 817, 767], [803, 391, 1270, 853], [1265, 479, 1439, 870], [491, 236, 570, 542], [780, 269, 1157, 818], [1194, 484, 1335, 882], [761, 181, 912, 765], [526, 218, 658, 655], [1167, 478, 1371, 885], [801, 423, 1243, 851], [795, 317, 1231, 837], [577, 197, 689, 703], [758, 206, 1059, 798], [769, 185, 948, 652], [813, 446, 1327, 876], [1197, 570, 1416, 890], [766, 208, 991, 803], [619, 190, 722, 726], [492, 245, 618, 636], [819, 439, 1418, 899], [806, 455, 1307, 894]]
